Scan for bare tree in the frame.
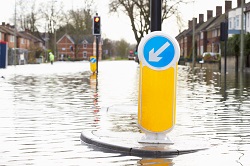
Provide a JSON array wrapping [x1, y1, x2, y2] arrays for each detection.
[[15, 0, 40, 32], [37, 0, 64, 56], [109, 0, 192, 46], [38, 0, 64, 34], [61, 0, 94, 59]]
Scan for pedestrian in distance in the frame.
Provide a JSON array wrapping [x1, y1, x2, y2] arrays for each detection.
[[49, 52, 55, 65]]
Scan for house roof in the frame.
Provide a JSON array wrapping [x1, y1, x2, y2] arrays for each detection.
[[20, 31, 43, 43], [245, 2, 250, 12], [82, 35, 94, 43], [0, 25, 30, 39], [176, 12, 227, 39], [57, 33, 75, 44], [195, 16, 218, 34], [0, 27, 7, 33], [175, 29, 188, 40], [205, 13, 227, 31], [57, 33, 95, 44], [176, 21, 203, 39], [0, 25, 15, 35]]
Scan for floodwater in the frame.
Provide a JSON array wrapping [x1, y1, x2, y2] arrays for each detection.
[[0, 61, 250, 166]]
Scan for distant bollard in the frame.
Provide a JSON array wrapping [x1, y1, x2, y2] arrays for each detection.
[[90, 56, 97, 73], [137, 31, 180, 144]]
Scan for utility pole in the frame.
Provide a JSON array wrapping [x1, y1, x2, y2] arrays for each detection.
[[14, 0, 17, 66], [192, 17, 196, 69], [54, 21, 57, 58], [96, 36, 99, 73], [240, 0, 244, 71]]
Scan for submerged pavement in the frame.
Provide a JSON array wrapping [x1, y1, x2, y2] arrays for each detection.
[[80, 105, 210, 157]]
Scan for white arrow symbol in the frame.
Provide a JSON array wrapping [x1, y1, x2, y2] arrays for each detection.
[[149, 41, 170, 62]]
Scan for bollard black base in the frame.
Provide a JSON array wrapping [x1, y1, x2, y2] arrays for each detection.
[[80, 130, 210, 157]]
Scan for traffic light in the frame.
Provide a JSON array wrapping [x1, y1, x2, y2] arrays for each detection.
[[93, 16, 101, 35], [220, 22, 228, 41]]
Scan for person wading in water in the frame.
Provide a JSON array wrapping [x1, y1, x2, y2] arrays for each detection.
[[49, 52, 55, 65]]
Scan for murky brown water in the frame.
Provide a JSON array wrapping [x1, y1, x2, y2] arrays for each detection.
[[0, 61, 250, 166]]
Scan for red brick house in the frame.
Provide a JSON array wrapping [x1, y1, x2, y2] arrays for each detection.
[[0, 23, 16, 48], [176, 1, 232, 61], [20, 30, 44, 49], [0, 22, 43, 50], [0, 27, 7, 42], [57, 33, 102, 61], [0, 23, 26, 49], [0, 22, 44, 65]]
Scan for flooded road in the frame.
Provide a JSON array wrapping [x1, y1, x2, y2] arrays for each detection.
[[0, 61, 250, 166]]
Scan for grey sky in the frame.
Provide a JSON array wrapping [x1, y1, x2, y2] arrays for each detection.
[[0, 0, 249, 44]]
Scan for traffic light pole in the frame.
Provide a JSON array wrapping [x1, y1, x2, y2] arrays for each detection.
[[150, 0, 162, 31], [93, 14, 100, 74], [96, 36, 99, 74]]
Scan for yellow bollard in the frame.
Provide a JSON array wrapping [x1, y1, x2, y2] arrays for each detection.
[[90, 56, 97, 73], [137, 31, 180, 144]]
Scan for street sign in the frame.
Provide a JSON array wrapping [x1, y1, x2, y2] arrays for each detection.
[[138, 31, 180, 70], [90, 57, 96, 63], [137, 31, 180, 144], [90, 56, 97, 73]]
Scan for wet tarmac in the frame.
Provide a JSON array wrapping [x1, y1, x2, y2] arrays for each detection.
[[1, 61, 250, 165]]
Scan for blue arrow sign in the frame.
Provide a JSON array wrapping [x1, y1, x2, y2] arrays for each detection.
[[90, 57, 96, 63], [138, 31, 180, 70], [143, 36, 175, 69]]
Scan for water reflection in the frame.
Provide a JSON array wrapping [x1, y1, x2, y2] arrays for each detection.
[[1, 61, 250, 165], [138, 158, 173, 165]]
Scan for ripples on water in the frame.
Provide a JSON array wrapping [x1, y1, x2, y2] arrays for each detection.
[[0, 61, 250, 165]]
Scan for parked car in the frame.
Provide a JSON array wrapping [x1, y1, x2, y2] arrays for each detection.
[[202, 52, 221, 62], [128, 50, 135, 60], [128, 54, 134, 60]]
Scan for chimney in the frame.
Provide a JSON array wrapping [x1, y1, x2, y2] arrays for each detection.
[[25, 28, 30, 33], [216, 6, 222, 16], [237, 0, 245, 7], [207, 10, 213, 20], [199, 14, 204, 23], [194, 18, 197, 26], [188, 20, 192, 28], [2, 22, 5, 26], [188, 18, 197, 28], [225, 1, 232, 13]]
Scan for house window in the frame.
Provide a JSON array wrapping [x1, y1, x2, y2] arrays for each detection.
[[244, 15, 246, 28], [247, 13, 250, 28], [200, 32, 203, 39], [21, 38, 25, 44], [83, 51, 87, 58], [0, 32, 1, 40], [212, 30, 217, 37], [234, 17, 236, 29], [236, 15, 240, 28], [200, 46, 203, 55], [10, 35, 14, 42], [229, 18, 232, 29], [83, 43, 87, 49]]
